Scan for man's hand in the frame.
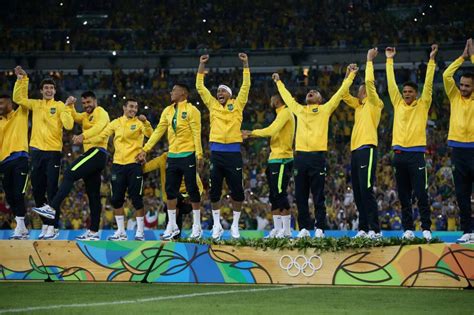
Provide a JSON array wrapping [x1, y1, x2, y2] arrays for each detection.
[[367, 48, 378, 62], [137, 114, 147, 122], [65, 96, 77, 106], [239, 53, 249, 67], [72, 134, 84, 145], [197, 158, 204, 172], [347, 63, 359, 74], [241, 130, 252, 140], [200, 55, 209, 64], [135, 150, 147, 164], [429, 44, 438, 60], [385, 47, 396, 58], [272, 73, 280, 83], [14, 66, 27, 80]]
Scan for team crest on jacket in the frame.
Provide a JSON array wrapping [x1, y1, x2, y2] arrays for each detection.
[[181, 112, 187, 119], [131, 124, 137, 130], [227, 104, 234, 111], [312, 108, 318, 113], [50, 107, 56, 114], [88, 115, 94, 121]]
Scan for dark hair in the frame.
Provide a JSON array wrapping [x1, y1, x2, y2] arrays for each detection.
[[0, 93, 12, 99], [174, 83, 190, 94], [40, 78, 56, 89], [461, 72, 474, 80], [402, 81, 418, 91], [271, 93, 284, 104], [124, 98, 138, 106], [81, 91, 96, 99]]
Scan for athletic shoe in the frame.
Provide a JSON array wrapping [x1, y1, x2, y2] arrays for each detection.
[[211, 225, 224, 241], [402, 230, 415, 240], [9, 227, 29, 240], [76, 230, 100, 241], [296, 228, 310, 238], [456, 233, 474, 244], [354, 230, 368, 238], [276, 229, 292, 239], [38, 225, 48, 240], [161, 224, 180, 241], [189, 224, 203, 240], [230, 225, 240, 239], [368, 230, 382, 239], [32, 204, 55, 220], [107, 231, 127, 241], [314, 228, 325, 238], [264, 229, 279, 239], [43, 226, 59, 240], [134, 233, 145, 241], [422, 230, 432, 242]]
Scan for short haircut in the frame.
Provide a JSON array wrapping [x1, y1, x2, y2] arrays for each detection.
[[461, 72, 474, 81], [81, 91, 96, 99], [402, 81, 418, 91], [174, 83, 190, 94], [40, 78, 56, 89], [0, 93, 12, 99], [271, 93, 284, 103], [124, 98, 138, 106]]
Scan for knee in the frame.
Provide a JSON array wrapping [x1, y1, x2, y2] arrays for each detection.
[[131, 196, 144, 210], [231, 190, 244, 202], [110, 196, 124, 209]]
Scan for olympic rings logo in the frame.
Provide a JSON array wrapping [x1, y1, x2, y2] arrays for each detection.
[[279, 255, 323, 277]]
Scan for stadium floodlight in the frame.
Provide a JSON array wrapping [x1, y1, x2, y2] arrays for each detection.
[[83, 21, 88, 25], [414, 18, 417, 22], [60, 2, 63, 6], [66, 40, 70, 44], [203, 19, 206, 23], [112, 51, 117, 56], [113, 94, 117, 98], [144, 106, 149, 110], [208, 30, 212, 34]]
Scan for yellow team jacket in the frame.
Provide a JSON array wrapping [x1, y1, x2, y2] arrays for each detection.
[[276, 72, 355, 152], [72, 106, 110, 152], [143, 100, 203, 159], [342, 61, 384, 151], [0, 106, 29, 162], [85, 115, 154, 164], [196, 68, 251, 144], [387, 58, 435, 148], [12, 76, 74, 151], [142, 152, 204, 202], [443, 56, 474, 144], [251, 106, 295, 160]]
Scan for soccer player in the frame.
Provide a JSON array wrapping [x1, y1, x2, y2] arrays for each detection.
[[342, 49, 384, 239], [33, 91, 110, 241], [196, 53, 250, 240], [136, 84, 203, 240], [385, 44, 438, 241], [242, 93, 295, 238], [442, 38, 474, 244], [85, 99, 153, 241], [142, 152, 205, 239], [272, 64, 357, 238], [0, 94, 29, 239], [12, 66, 74, 240]]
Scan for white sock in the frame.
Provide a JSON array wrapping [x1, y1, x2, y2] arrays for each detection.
[[273, 215, 283, 230], [115, 215, 125, 233], [168, 209, 177, 227], [232, 211, 241, 228], [192, 209, 201, 226], [41, 224, 48, 232], [16, 216, 26, 231], [136, 216, 144, 234], [212, 209, 221, 227], [282, 215, 291, 234]]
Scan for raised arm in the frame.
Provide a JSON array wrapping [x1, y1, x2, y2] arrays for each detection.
[[366, 48, 383, 108], [138, 115, 154, 138], [12, 67, 37, 110], [251, 108, 292, 138], [325, 64, 357, 113], [443, 39, 470, 100], [70, 105, 86, 124], [385, 47, 403, 107], [60, 96, 75, 130], [273, 73, 302, 116], [142, 108, 169, 153], [236, 53, 251, 109], [195, 55, 214, 108], [420, 44, 438, 107]]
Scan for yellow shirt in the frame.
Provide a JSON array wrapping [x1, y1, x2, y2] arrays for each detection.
[[0, 106, 29, 162], [276, 72, 355, 152], [196, 69, 251, 144], [387, 58, 435, 148], [443, 57, 474, 143], [251, 106, 295, 160], [72, 106, 110, 152], [142, 152, 204, 202], [86, 115, 154, 165], [342, 61, 384, 151], [143, 100, 203, 159], [12, 76, 74, 151]]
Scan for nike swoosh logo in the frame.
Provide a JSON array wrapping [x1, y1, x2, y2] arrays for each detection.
[[236, 168, 242, 171], [54, 165, 60, 168], [361, 165, 368, 169], [136, 176, 142, 179], [21, 172, 27, 175], [271, 172, 279, 175], [189, 165, 195, 168], [319, 172, 326, 176], [418, 167, 425, 170]]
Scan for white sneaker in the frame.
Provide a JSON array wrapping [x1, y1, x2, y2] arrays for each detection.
[[43, 226, 59, 240], [230, 225, 240, 239], [422, 230, 432, 241], [212, 224, 224, 241], [276, 229, 292, 239], [189, 224, 203, 239], [161, 223, 180, 241], [107, 231, 127, 241], [9, 227, 29, 240], [265, 229, 279, 239], [457, 233, 474, 244], [296, 228, 310, 238], [76, 230, 100, 241], [368, 230, 382, 239], [314, 228, 325, 238], [32, 204, 55, 220], [38, 225, 48, 240], [354, 230, 368, 238], [134, 232, 145, 241], [402, 230, 415, 240]]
